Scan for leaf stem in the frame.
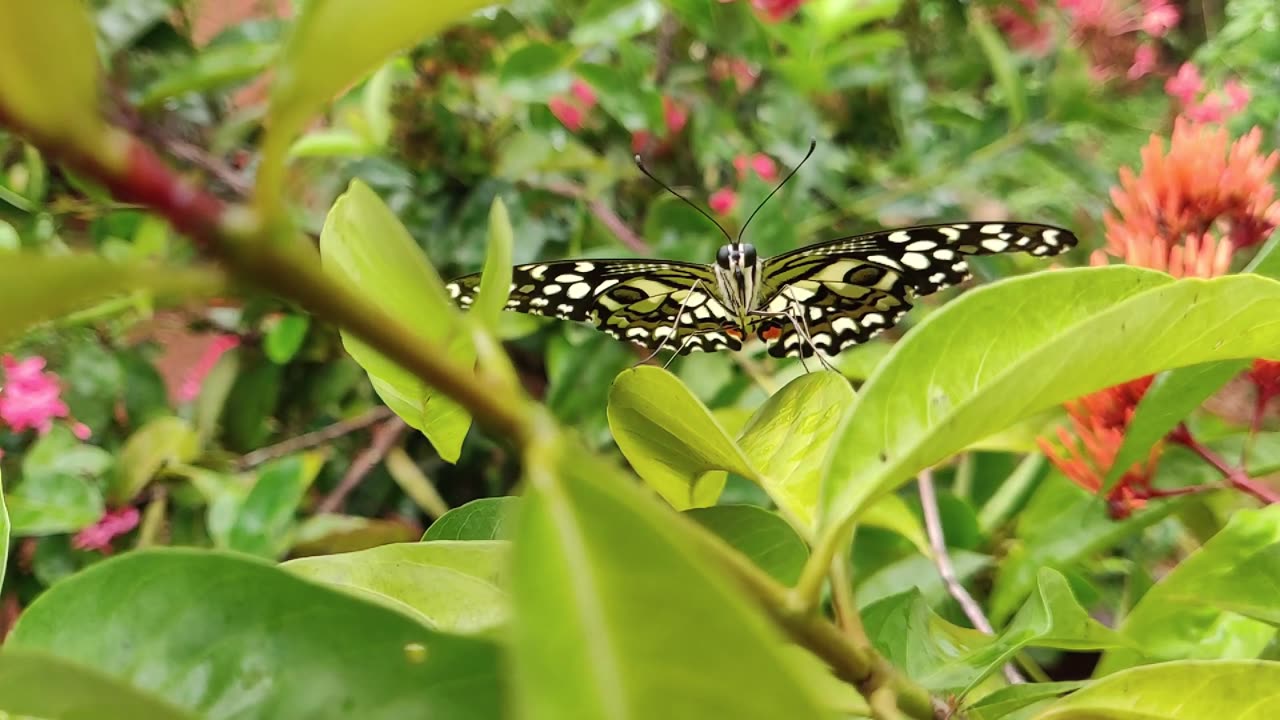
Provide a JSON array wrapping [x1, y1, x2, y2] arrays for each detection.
[[1171, 424, 1280, 505]]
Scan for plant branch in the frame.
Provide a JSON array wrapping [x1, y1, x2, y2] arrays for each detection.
[[238, 406, 393, 469], [315, 417, 409, 514], [918, 470, 1024, 686], [537, 180, 649, 255], [692, 519, 949, 720], [1171, 423, 1280, 504]]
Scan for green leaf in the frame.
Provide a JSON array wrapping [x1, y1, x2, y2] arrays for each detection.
[[320, 180, 472, 462], [1102, 360, 1251, 493], [989, 477, 1183, 623], [497, 42, 575, 102], [258, 0, 496, 214], [659, 0, 769, 61], [227, 453, 325, 559], [574, 63, 663, 131], [608, 366, 754, 508], [1033, 660, 1280, 719], [685, 505, 809, 585], [264, 314, 312, 364], [571, 0, 664, 45], [423, 497, 519, 541], [110, 416, 198, 505], [221, 356, 283, 452], [969, 7, 1026, 127], [966, 681, 1086, 720], [859, 492, 931, 556], [137, 41, 279, 108], [0, 2, 107, 158], [0, 649, 195, 720], [7, 426, 109, 535], [736, 371, 853, 528], [858, 549, 992, 609], [821, 268, 1280, 538], [865, 568, 1124, 693], [1096, 505, 1280, 675], [1245, 228, 1280, 278], [475, 198, 514, 331], [510, 435, 834, 718], [7, 549, 503, 719], [285, 540, 509, 634], [0, 254, 223, 349]]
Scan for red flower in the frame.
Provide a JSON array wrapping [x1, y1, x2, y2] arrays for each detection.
[[751, 0, 805, 22], [1104, 118, 1280, 254], [570, 79, 597, 110], [993, 0, 1055, 56], [751, 153, 779, 182], [549, 96, 585, 132], [662, 96, 688, 136], [1141, 0, 1179, 36], [0, 355, 70, 435], [709, 187, 738, 215], [1038, 377, 1158, 519], [73, 507, 141, 554]]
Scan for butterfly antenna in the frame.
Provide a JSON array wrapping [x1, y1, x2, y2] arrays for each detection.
[[634, 154, 733, 244], [738, 138, 817, 244]]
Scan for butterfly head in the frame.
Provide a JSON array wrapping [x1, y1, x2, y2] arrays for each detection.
[[716, 243, 758, 279]]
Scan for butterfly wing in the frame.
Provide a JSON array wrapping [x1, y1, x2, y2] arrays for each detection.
[[446, 259, 742, 353], [764, 222, 1077, 296], [753, 256, 914, 358]]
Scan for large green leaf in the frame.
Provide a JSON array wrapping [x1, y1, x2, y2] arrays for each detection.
[[0, 468, 8, 588], [1034, 660, 1280, 719], [864, 568, 1124, 694], [966, 681, 1086, 720], [320, 180, 472, 462], [0, 254, 224, 349], [258, 0, 497, 211], [285, 540, 508, 634], [821, 268, 1280, 537], [7, 549, 502, 719], [1096, 505, 1280, 675], [685, 505, 809, 586], [608, 366, 754, 508], [509, 433, 833, 718], [6, 426, 110, 535], [227, 453, 325, 558], [0, 650, 195, 720], [423, 497, 519, 541], [1102, 359, 1251, 492], [474, 198, 514, 331]]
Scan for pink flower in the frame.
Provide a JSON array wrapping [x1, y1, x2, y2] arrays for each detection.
[[72, 507, 140, 554], [549, 96, 585, 132], [1127, 44, 1157, 80], [1225, 79, 1250, 113], [1165, 63, 1203, 106], [631, 130, 653, 154], [176, 334, 240, 403], [1141, 0, 1179, 36], [662, 96, 688, 136], [994, 0, 1055, 56], [709, 187, 737, 215], [1185, 96, 1226, 123], [751, 0, 805, 22], [0, 355, 70, 434], [751, 153, 778, 182], [570, 79, 597, 110]]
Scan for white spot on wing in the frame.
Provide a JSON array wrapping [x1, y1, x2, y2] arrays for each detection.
[[542, 284, 562, 295], [529, 265, 548, 280], [900, 252, 930, 270], [980, 224, 1004, 234], [567, 283, 592, 299], [981, 238, 1009, 252], [555, 273, 583, 283], [906, 240, 937, 251], [575, 261, 596, 272], [595, 279, 620, 293], [868, 254, 902, 270], [889, 231, 912, 243]]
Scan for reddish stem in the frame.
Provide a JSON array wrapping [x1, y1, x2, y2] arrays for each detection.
[[1170, 423, 1280, 505]]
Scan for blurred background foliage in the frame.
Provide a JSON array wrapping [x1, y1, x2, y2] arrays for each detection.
[[0, 0, 1277, 676]]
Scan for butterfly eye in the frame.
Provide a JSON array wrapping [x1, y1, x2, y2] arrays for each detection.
[[741, 244, 758, 265], [716, 245, 733, 268]]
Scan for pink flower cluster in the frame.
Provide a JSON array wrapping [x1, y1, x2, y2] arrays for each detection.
[[631, 96, 689, 156], [994, 0, 1179, 81], [176, 334, 241, 403], [718, 0, 807, 23], [1164, 63, 1250, 124], [709, 152, 781, 216], [0, 355, 87, 438], [72, 507, 140, 554], [549, 78, 598, 133]]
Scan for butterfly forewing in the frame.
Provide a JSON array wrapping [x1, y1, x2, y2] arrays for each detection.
[[446, 259, 739, 353], [764, 222, 1076, 297]]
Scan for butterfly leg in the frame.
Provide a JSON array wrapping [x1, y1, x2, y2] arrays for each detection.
[[749, 291, 836, 372], [634, 280, 706, 367]]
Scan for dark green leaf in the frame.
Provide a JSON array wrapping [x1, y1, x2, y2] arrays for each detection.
[[423, 497, 518, 541], [227, 453, 325, 559], [966, 681, 1085, 720], [0, 649, 195, 720], [685, 505, 809, 585], [110, 416, 198, 504], [263, 314, 312, 364]]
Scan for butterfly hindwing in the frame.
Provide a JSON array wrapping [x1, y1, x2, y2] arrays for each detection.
[[754, 267, 913, 358], [764, 222, 1077, 296], [446, 259, 739, 353]]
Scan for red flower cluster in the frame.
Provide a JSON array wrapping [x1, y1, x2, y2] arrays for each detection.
[[0, 355, 89, 439], [1038, 377, 1158, 518], [994, 0, 1178, 81], [1164, 63, 1250, 124], [548, 78, 598, 132], [631, 96, 689, 156], [72, 506, 141, 554], [708, 151, 781, 216], [719, 0, 807, 23]]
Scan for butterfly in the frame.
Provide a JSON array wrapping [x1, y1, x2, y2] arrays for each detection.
[[446, 142, 1077, 361]]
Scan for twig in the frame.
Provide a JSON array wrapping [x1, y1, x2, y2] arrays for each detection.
[[238, 406, 393, 468], [652, 13, 680, 86], [314, 417, 409, 514], [918, 469, 1025, 686], [1171, 424, 1280, 505], [537, 180, 649, 255]]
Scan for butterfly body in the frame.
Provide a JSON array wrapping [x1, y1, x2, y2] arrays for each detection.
[[446, 221, 1077, 359]]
